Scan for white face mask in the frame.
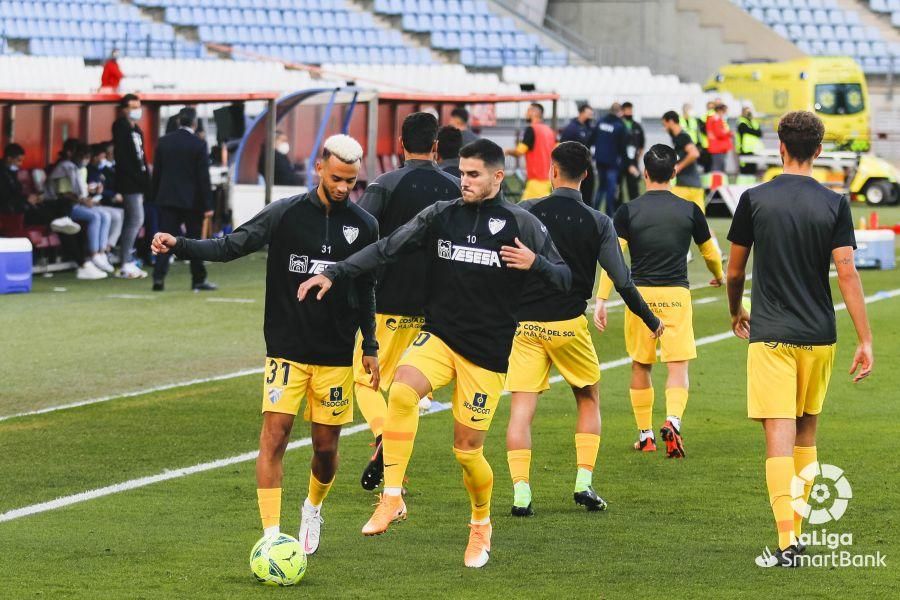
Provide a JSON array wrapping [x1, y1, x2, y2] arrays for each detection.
[[276, 142, 290, 155], [8, 164, 18, 172], [129, 108, 143, 121], [99, 159, 112, 169]]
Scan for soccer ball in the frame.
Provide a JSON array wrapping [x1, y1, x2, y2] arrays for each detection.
[[249, 533, 307, 586]]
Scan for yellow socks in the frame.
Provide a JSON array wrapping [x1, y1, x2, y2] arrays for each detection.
[[307, 472, 334, 508], [793, 446, 817, 537], [766, 456, 797, 550], [257, 487, 282, 535], [454, 446, 493, 522], [355, 383, 387, 438], [382, 382, 420, 490], [507, 449, 531, 484], [665, 387, 688, 421], [629, 388, 654, 430]]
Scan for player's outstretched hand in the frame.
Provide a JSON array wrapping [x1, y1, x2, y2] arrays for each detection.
[[593, 299, 608, 333], [650, 320, 665, 339], [731, 307, 751, 339], [849, 341, 873, 383], [500, 237, 536, 270], [151, 232, 177, 255], [362, 355, 380, 390], [297, 274, 332, 301], [709, 276, 725, 287]]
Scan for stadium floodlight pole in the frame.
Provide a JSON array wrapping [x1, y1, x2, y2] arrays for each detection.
[[263, 97, 276, 206]]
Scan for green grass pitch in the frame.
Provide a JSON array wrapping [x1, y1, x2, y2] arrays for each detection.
[[1, 209, 898, 598]]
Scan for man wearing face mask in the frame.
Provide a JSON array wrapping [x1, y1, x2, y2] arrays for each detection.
[[297, 138, 571, 569], [258, 131, 302, 187], [619, 102, 645, 204], [150, 108, 216, 292], [112, 93, 150, 279]]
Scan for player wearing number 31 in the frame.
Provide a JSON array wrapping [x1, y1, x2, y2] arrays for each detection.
[[151, 135, 380, 556]]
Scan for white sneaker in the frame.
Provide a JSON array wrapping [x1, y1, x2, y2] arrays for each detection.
[[91, 254, 115, 273], [117, 261, 148, 279], [50, 217, 81, 235], [76, 261, 108, 280], [299, 502, 324, 555]]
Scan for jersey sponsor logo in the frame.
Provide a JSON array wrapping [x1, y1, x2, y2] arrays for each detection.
[[289, 254, 336, 275], [436, 239, 501, 268], [488, 218, 506, 235], [385, 316, 423, 331], [343, 225, 359, 244], [764, 342, 814, 351], [464, 392, 492, 417]]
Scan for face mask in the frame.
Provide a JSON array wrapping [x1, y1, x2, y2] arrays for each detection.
[[623, 115, 633, 122], [129, 108, 143, 121], [80, 160, 89, 168], [99, 159, 112, 169], [276, 142, 290, 155], [8, 164, 18, 172]]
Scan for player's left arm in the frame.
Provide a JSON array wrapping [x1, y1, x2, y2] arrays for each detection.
[[832, 197, 872, 382], [594, 214, 661, 336], [692, 204, 724, 285], [501, 210, 572, 293]]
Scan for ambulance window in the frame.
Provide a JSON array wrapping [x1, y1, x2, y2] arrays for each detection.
[[814, 84, 865, 115]]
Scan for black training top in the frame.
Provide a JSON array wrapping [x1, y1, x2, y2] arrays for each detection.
[[727, 174, 856, 345], [613, 190, 712, 288], [671, 130, 701, 188], [358, 159, 460, 316], [517, 187, 659, 330], [173, 188, 379, 366], [325, 194, 572, 373]]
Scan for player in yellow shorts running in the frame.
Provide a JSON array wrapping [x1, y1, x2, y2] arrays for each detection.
[[298, 139, 571, 568], [727, 111, 873, 567], [597, 144, 724, 458], [353, 111, 460, 490], [506, 142, 661, 516]]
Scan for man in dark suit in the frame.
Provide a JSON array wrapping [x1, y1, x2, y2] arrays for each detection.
[[257, 130, 302, 186], [151, 108, 217, 292]]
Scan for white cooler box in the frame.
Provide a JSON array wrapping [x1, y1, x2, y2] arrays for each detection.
[[0, 237, 32, 294], [854, 230, 895, 270]]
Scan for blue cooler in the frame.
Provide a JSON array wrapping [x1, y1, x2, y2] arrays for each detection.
[[854, 230, 896, 270], [0, 237, 33, 294]]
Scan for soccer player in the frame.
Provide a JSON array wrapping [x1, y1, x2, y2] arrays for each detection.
[[726, 111, 873, 567], [596, 144, 724, 457], [150, 135, 380, 556], [661, 111, 703, 211], [506, 141, 662, 517], [298, 139, 571, 568], [354, 112, 461, 491], [506, 102, 556, 201]]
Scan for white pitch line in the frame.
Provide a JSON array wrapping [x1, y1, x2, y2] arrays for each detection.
[[4, 287, 897, 524], [107, 294, 157, 300], [206, 298, 256, 304]]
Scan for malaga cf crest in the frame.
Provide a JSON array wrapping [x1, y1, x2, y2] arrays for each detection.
[[343, 226, 360, 244], [488, 218, 506, 235]]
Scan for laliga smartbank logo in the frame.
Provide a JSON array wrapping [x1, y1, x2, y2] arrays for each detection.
[[755, 462, 887, 568]]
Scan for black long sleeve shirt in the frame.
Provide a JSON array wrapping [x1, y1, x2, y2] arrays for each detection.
[[517, 187, 659, 330], [323, 194, 572, 373], [173, 188, 379, 366]]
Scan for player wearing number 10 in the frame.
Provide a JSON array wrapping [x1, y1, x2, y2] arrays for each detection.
[[150, 135, 380, 557]]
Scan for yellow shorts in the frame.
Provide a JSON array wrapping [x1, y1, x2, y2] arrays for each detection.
[[747, 342, 835, 419], [398, 332, 505, 431], [625, 286, 695, 364], [261, 357, 353, 426], [506, 315, 601, 392], [672, 185, 706, 213], [521, 179, 552, 201], [353, 313, 424, 392]]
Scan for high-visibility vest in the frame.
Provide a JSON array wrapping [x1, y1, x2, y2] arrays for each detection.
[[736, 116, 764, 154], [680, 116, 699, 145]]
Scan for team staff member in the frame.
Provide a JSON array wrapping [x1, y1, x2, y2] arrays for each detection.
[[706, 103, 733, 173], [151, 135, 380, 557], [619, 101, 645, 203], [112, 93, 150, 279], [560, 104, 596, 204], [354, 112, 461, 491], [506, 103, 556, 201], [592, 103, 627, 215], [597, 144, 724, 458], [298, 139, 571, 568], [449, 106, 479, 146], [727, 111, 873, 567], [506, 142, 662, 517]]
